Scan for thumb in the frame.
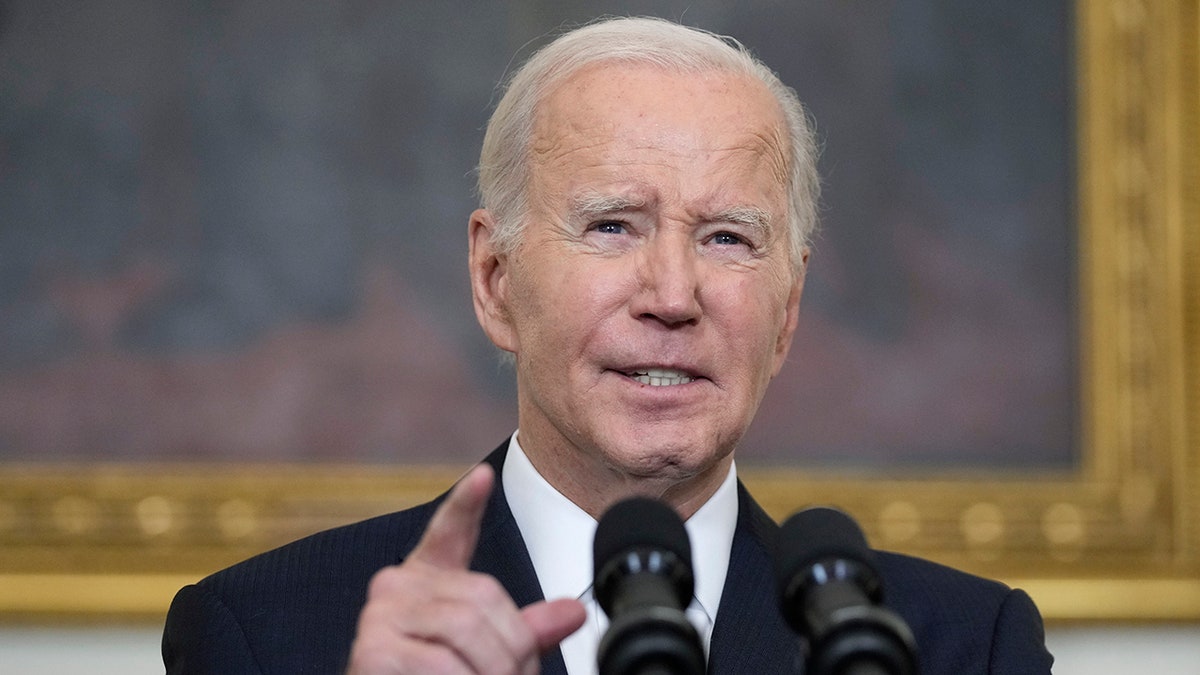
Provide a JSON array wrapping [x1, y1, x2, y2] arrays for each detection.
[[409, 463, 494, 569], [522, 598, 587, 653]]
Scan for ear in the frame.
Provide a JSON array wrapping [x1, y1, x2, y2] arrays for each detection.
[[770, 248, 809, 377], [468, 209, 519, 354]]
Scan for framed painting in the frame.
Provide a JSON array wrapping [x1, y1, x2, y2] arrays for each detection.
[[0, 0, 1196, 621]]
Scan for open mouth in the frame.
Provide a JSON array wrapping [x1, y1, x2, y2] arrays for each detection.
[[623, 367, 696, 387]]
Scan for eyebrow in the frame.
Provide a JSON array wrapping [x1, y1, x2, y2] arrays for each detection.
[[568, 192, 648, 220], [708, 206, 773, 240]]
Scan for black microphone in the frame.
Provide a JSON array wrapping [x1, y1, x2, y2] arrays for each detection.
[[593, 497, 706, 675], [775, 507, 918, 675]]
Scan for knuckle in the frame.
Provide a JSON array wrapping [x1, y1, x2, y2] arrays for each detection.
[[463, 574, 507, 604], [366, 566, 402, 597], [438, 604, 480, 636], [354, 600, 395, 632], [366, 564, 423, 600]]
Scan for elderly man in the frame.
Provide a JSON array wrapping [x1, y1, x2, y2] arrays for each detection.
[[163, 17, 1053, 675]]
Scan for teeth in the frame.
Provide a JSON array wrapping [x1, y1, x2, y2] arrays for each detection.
[[628, 368, 695, 387]]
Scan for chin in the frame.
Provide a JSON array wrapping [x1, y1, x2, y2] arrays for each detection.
[[603, 439, 723, 481]]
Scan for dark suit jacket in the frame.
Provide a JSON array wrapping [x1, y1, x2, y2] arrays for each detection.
[[163, 443, 1053, 674]]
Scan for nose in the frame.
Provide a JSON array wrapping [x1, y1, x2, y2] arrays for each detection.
[[630, 232, 702, 326]]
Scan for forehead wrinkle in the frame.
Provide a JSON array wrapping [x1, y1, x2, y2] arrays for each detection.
[[708, 128, 790, 190], [756, 125, 792, 194]]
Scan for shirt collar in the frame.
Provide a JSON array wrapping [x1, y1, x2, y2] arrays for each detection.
[[502, 432, 596, 606], [501, 431, 739, 620]]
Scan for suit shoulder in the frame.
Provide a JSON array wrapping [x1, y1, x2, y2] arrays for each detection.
[[875, 550, 1051, 674], [876, 549, 1013, 609], [164, 500, 440, 674], [200, 499, 438, 600]]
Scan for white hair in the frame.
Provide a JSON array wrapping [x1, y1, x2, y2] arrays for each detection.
[[477, 16, 820, 272]]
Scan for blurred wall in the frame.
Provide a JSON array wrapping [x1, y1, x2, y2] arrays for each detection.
[[1, 0, 1075, 469]]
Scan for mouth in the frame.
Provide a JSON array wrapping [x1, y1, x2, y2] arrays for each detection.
[[621, 367, 698, 387]]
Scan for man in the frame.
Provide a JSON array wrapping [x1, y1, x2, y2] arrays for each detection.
[[163, 17, 1053, 674]]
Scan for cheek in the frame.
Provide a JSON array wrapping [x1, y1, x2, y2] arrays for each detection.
[[712, 278, 792, 373], [511, 262, 622, 357]]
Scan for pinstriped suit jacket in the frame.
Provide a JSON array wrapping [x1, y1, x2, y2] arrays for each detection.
[[163, 442, 1052, 674]]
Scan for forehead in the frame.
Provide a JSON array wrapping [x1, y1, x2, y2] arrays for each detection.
[[528, 63, 790, 202]]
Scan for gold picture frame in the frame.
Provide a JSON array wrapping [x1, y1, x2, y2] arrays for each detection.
[[0, 0, 1196, 623]]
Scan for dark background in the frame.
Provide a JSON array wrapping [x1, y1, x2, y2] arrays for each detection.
[[0, 1, 1075, 470]]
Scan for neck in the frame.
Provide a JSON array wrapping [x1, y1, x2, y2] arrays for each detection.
[[516, 430, 734, 520]]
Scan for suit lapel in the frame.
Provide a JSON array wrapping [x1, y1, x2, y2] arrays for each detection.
[[469, 443, 570, 675], [706, 483, 802, 674]]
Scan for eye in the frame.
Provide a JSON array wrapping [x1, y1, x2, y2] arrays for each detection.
[[709, 231, 748, 246], [590, 220, 628, 235]]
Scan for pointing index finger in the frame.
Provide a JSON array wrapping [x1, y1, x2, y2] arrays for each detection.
[[409, 463, 495, 569]]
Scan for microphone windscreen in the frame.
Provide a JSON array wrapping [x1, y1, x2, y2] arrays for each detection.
[[775, 507, 876, 598], [775, 507, 917, 675], [593, 497, 692, 576], [593, 497, 705, 675]]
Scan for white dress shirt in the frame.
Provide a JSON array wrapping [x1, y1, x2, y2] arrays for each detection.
[[502, 432, 739, 675]]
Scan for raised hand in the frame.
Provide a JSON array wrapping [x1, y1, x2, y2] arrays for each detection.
[[347, 464, 586, 674]]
